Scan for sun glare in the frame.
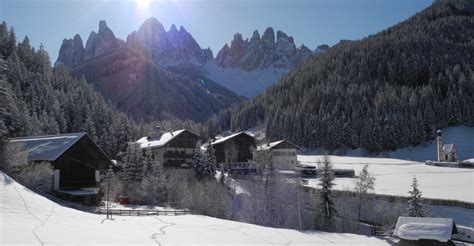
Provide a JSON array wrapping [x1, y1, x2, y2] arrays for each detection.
[[136, 0, 150, 8]]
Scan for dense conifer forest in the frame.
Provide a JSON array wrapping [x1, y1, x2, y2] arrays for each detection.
[[0, 22, 137, 156], [210, 0, 474, 152]]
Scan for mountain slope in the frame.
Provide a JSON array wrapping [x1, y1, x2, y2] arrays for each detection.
[[56, 20, 242, 122], [223, 0, 474, 152], [0, 22, 136, 156]]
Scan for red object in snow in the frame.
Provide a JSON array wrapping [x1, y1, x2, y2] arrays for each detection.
[[118, 196, 129, 205]]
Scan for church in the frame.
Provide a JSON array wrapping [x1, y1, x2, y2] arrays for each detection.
[[436, 129, 457, 162]]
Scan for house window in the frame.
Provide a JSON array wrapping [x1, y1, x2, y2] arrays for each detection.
[[445, 154, 448, 160]]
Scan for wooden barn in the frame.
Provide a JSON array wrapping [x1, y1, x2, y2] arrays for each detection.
[[10, 133, 112, 204], [136, 128, 201, 168], [393, 217, 458, 246], [211, 132, 256, 172]]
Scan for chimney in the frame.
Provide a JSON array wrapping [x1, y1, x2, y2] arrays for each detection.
[[436, 129, 443, 162]]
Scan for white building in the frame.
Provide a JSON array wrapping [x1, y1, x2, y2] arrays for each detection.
[[136, 128, 201, 168], [442, 143, 457, 162], [436, 129, 457, 162], [258, 140, 300, 170]]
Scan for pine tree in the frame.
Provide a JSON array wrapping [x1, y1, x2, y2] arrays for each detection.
[[192, 144, 217, 180], [138, 148, 166, 205], [121, 144, 145, 183], [408, 176, 425, 217], [317, 154, 337, 231]]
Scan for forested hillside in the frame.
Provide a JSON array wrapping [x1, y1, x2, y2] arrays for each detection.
[[213, 0, 474, 152], [0, 22, 136, 156], [57, 20, 243, 122]]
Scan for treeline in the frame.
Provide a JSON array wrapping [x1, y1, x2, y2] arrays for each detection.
[[208, 0, 474, 152]]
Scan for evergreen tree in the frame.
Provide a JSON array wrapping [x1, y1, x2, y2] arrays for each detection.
[[408, 176, 425, 217], [192, 144, 217, 180], [121, 144, 145, 183], [217, 0, 474, 152], [317, 154, 337, 231], [138, 148, 166, 205]]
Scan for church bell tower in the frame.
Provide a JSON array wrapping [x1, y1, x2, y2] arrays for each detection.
[[436, 129, 443, 162]]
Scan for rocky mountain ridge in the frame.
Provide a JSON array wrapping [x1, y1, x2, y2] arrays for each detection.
[[215, 27, 317, 71], [55, 18, 328, 100], [56, 18, 326, 72]]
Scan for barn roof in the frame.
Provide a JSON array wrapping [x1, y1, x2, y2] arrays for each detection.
[[10, 133, 87, 162], [136, 129, 197, 149], [393, 217, 457, 242], [258, 140, 300, 150], [443, 143, 456, 153], [211, 132, 254, 145]]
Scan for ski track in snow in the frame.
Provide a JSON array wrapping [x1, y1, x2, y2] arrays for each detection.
[[151, 216, 177, 246], [10, 176, 46, 245]]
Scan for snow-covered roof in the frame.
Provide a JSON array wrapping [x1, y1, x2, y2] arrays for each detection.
[[258, 140, 285, 150], [136, 129, 187, 149], [258, 140, 300, 150], [211, 132, 253, 145], [443, 143, 456, 153], [394, 217, 456, 242], [10, 133, 87, 162]]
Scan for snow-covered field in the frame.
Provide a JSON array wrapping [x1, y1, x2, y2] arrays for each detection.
[[301, 126, 474, 162], [205, 62, 288, 98], [0, 172, 388, 245], [298, 155, 474, 203], [380, 126, 474, 162]]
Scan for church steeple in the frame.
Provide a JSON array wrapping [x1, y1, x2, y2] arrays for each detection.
[[436, 129, 443, 162]]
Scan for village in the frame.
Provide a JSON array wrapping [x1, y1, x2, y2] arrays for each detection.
[[2, 0, 474, 244], [3, 125, 473, 245]]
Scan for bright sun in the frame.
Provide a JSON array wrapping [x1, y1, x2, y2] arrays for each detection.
[[136, 0, 150, 8]]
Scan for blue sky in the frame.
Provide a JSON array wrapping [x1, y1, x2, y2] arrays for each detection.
[[1, 0, 433, 62]]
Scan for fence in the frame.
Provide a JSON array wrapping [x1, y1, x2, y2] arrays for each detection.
[[301, 186, 474, 209], [28, 184, 197, 216], [98, 208, 196, 216]]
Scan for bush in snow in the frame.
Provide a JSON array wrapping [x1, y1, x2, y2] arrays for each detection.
[[1, 142, 53, 192], [100, 165, 123, 204], [167, 173, 232, 219], [240, 172, 300, 229], [0, 142, 27, 174], [353, 164, 375, 231]]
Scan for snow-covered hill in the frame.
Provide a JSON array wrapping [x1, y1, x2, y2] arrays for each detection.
[[379, 126, 474, 162], [205, 62, 289, 98], [301, 126, 474, 162], [298, 155, 474, 203], [0, 172, 388, 245]]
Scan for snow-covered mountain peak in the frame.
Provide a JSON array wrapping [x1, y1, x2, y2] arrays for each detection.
[[215, 27, 313, 71]]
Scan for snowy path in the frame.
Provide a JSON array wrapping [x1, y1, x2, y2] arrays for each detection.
[[299, 155, 474, 203], [0, 172, 388, 245]]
